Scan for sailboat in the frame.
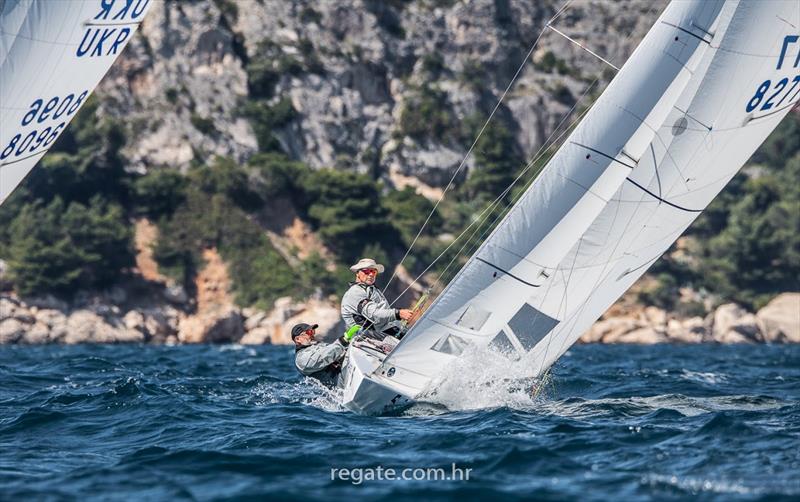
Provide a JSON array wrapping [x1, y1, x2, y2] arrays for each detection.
[[0, 0, 151, 204], [337, 0, 800, 414]]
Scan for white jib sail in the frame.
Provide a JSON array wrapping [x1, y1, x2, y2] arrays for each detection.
[[376, 0, 800, 398], [0, 0, 152, 204]]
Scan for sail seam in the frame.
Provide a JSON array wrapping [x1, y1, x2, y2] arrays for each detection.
[[624, 178, 702, 212], [474, 258, 540, 288]]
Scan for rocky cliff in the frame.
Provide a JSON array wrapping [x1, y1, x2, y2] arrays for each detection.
[[98, 0, 662, 184]]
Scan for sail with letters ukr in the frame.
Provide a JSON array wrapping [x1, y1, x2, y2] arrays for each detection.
[[371, 0, 800, 399], [0, 0, 152, 204]]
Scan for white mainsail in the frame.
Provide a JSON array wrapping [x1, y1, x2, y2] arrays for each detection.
[[374, 0, 800, 398], [0, 0, 151, 204]]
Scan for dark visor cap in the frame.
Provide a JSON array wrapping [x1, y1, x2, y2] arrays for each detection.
[[291, 323, 319, 339]]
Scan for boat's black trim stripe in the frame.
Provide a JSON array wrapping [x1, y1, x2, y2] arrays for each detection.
[[571, 142, 635, 169], [625, 178, 702, 212], [475, 257, 540, 288]]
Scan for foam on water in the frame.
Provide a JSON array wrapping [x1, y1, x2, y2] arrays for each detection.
[[420, 344, 552, 412]]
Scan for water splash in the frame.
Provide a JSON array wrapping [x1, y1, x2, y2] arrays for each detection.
[[249, 378, 344, 412], [419, 345, 553, 412]]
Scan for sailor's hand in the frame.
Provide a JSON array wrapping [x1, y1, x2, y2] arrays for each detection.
[[344, 324, 361, 341], [398, 309, 414, 321]]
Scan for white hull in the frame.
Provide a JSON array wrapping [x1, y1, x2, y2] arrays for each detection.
[[338, 342, 414, 415]]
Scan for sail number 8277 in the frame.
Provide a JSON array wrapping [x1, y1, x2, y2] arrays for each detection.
[[746, 75, 800, 113]]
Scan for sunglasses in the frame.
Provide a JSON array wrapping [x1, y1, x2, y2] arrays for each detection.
[[360, 268, 378, 275]]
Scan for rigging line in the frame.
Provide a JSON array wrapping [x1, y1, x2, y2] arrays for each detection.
[[390, 72, 601, 304], [389, 98, 589, 306], [545, 25, 620, 71], [390, 86, 597, 308], [424, 83, 601, 298], [381, 0, 575, 296]]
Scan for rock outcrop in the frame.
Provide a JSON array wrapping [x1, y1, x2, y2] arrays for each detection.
[[579, 295, 800, 344], [2, 288, 798, 346], [756, 293, 800, 343]]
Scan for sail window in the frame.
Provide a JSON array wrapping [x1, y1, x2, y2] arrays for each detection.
[[454, 305, 491, 331], [431, 333, 470, 356], [508, 304, 559, 351], [488, 330, 520, 360]]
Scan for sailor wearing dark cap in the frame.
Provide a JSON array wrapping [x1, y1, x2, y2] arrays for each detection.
[[292, 322, 350, 387]]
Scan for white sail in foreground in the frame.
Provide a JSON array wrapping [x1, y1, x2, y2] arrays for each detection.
[[360, 0, 799, 402], [0, 0, 151, 204]]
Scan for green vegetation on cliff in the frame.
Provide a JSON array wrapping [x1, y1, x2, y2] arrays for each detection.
[[0, 88, 797, 314]]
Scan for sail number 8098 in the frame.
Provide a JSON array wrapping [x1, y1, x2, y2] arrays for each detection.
[[0, 90, 88, 161]]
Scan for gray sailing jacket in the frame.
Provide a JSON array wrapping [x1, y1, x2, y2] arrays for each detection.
[[294, 339, 347, 387], [341, 282, 398, 333]]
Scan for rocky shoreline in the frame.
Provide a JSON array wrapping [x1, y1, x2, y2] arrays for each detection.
[[1, 290, 797, 346], [0, 292, 342, 346]]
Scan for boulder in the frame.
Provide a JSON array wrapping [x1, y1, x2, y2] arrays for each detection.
[[143, 311, 175, 340], [712, 303, 748, 339], [730, 313, 762, 342], [34, 308, 67, 328], [177, 307, 243, 343], [11, 309, 35, 324], [21, 323, 52, 344], [713, 327, 753, 344], [64, 310, 145, 344], [606, 326, 667, 344], [643, 306, 667, 326], [757, 293, 800, 343], [244, 311, 268, 331], [581, 317, 639, 343], [0, 319, 26, 344], [240, 326, 274, 345], [712, 303, 762, 343], [666, 316, 707, 343], [0, 297, 21, 320], [123, 310, 146, 331]]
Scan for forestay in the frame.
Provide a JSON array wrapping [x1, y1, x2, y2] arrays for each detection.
[[0, 0, 151, 204], [375, 0, 800, 398]]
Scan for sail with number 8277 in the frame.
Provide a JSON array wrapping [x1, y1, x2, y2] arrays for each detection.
[[350, 0, 800, 407]]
